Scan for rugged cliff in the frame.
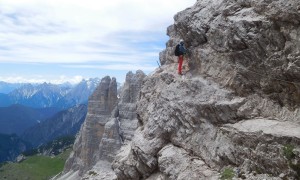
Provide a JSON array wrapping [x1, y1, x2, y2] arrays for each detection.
[[57, 0, 300, 179], [56, 76, 118, 179], [112, 0, 300, 179], [56, 71, 145, 179]]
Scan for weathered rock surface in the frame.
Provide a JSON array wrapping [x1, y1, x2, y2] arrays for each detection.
[[160, 0, 300, 109], [57, 0, 300, 179], [118, 70, 146, 142], [56, 71, 145, 179], [56, 76, 118, 179], [157, 144, 219, 180], [112, 0, 300, 179]]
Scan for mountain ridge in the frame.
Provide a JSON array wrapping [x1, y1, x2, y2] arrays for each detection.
[[0, 81, 28, 94], [0, 104, 60, 135], [0, 78, 100, 109], [21, 104, 87, 147]]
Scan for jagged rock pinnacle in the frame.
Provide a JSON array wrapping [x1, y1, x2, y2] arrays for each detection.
[[56, 71, 146, 179]]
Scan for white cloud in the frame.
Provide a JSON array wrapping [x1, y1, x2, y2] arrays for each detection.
[[52, 75, 84, 84], [63, 63, 157, 72], [0, 0, 195, 65], [0, 75, 84, 84]]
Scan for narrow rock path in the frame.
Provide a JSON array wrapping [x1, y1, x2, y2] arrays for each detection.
[[224, 119, 300, 139]]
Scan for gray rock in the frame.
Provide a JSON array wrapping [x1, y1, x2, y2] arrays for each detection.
[[118, 70, 146, 142], [59, 0, 300, 179], [158, 144, 219, 180], [112, 71, 245, 179], [56, 71, 146, 179], [81, 161, 117, 180], [59, 76, 118, 177], [95, 116, 122, 163], [161, 0, 300, 109], [16, 154, 26, 163], [113, 0, 300, 179]]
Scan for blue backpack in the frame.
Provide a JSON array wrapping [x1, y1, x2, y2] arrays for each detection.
[[175, 44, 180, 56]]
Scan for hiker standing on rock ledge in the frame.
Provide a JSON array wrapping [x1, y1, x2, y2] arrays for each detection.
[[175, 39, 187, 75]]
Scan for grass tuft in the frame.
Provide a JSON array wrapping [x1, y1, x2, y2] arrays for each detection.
[[283, 144, 295, 160], [221, 167, 235, 180]]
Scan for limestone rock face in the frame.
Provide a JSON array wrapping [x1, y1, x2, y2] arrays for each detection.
[[61, 76, 118, 177], [160, 0, 300, 108], [56, 71, 145, 180], [113, 0, 300, 179], [119, 70, 146, 142]]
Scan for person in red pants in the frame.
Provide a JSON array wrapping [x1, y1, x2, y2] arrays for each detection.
[[174, 39, 187, 75]]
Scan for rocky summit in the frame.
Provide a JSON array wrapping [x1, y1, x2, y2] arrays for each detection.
[[57, 0, 300, 179]]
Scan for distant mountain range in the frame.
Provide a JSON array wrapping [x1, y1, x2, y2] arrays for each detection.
[[0, 104, 87, 163], [22, 104, 87, 147], [0, 78, 100, 163], [0, 78, 100, 109], [0, 81, 28, 94], [0, 104, 60, 135]]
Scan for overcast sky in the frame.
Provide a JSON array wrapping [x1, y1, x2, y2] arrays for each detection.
[[0, 0, 195, 84]]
